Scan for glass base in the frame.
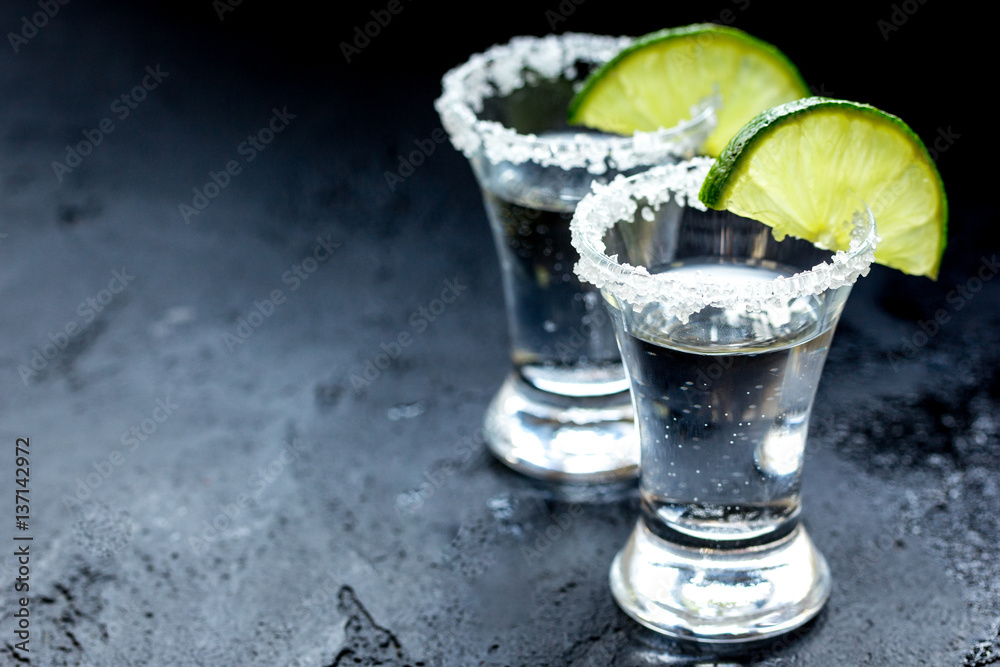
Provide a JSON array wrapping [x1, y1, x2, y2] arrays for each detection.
[[610, 519, 830, 643], [483, 373, 638, 483]]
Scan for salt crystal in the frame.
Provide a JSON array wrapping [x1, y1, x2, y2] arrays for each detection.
[[435, 33, 713, 173], [570, 159, 881, 323]]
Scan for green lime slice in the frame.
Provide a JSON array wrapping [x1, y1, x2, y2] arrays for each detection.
[[699, 97, 948, 279], [567, 24, 810, 157]]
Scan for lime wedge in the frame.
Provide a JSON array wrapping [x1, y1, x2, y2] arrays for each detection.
[[567, 24, 809, 157], [699, 97, 948, 279]]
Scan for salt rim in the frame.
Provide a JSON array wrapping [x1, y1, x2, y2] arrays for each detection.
[[434, 33, 714, 175], [570, 158, 881, 322]]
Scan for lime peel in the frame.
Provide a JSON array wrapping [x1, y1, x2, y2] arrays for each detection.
[[699, 97, 948, 279]]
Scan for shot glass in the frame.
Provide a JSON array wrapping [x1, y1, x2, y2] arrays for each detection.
[[435, 34, 714, 482], [571, 159, 879, 641]]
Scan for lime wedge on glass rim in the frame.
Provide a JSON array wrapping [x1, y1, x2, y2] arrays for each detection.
[[567, 23, 810, 157], [699, 97, 948, 279]]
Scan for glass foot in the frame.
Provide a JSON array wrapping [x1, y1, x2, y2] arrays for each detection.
[[483, 373, 638, 483], [610, 519, 830, 643]]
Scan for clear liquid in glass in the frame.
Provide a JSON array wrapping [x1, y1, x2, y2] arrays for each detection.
[[615, 260, 836, 546], [481, 186, 627, 397]]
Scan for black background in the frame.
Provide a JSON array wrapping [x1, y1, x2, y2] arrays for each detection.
[[128, 0, 988, 211], [4, 1, 998, 664]]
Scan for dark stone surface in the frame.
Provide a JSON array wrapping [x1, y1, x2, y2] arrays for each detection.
[[0, 2, 996, 665]]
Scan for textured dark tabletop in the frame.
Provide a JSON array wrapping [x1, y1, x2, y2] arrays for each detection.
[[0, 2, 997, 666]]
